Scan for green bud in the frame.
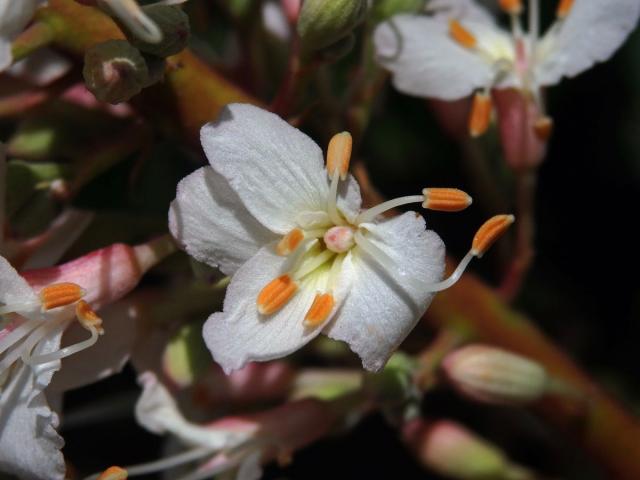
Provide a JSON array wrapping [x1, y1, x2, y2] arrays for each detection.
[[318, 33, 356, 62], [123, 5, 190, 58], [83, 40, 149, 104], [370, 0, 424, 22], [297, 0, 367, 53]]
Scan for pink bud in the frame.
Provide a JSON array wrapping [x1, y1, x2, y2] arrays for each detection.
[[22, 236, 175, 310], [281, 0, 301, 24], [493, 88, 549, 172]]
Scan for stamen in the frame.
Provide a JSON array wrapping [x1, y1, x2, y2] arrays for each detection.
[[76, 300, 104, 335], [97, 466, 128, 480], [39, 282, 84, 311], [18, 316, 67, 366], [533, 116, 553, 141], [556, 0, 574, 19], [257, 275, 299, 315], [449, 19, 477, 50], [24, 321, 100, 366], [469, 91, 493, 138], [499, 0, 522, 15], [327, 169, 346, 226], [326, 132, 352, 181], [304, 293, 335, 328], [292, 249, 335, 280], [422, 188, 472, 212], [355, 195, 424, 225], [0, 318, 40, 355], [472, 214, 515, 257], [276, 228, 305, 256]]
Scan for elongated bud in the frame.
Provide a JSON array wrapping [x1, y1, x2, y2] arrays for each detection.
[[297, 0, 366, 53], [472, 214, 514, 257], [83, 40, 149, 104], [119, 4, 190, 58], [97, 466, 128, 480], [403, 419, 534, 480], [442, 345, 549, 405]]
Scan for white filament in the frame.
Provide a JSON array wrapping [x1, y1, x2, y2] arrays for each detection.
[[326, 172, 344, 226], [355, 195, 424, 225], [0, 318, 40, 355], [293, 249, 335, 280], [20, 316, 68, 365], [26, 326, 100, 365], [423, 251, 475, 292], [102, 0, 163, 43], [528, 0, 540, 51]]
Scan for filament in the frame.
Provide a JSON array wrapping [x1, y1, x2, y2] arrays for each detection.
[[0, 318, 40, 355], [326, 172, 345, 226], [27, 326, 100, 365], [355, 195, 424, 225], [293, 249, 335, 280], [423, 251, 475, 292]]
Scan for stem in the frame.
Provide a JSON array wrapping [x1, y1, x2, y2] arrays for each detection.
[[270, 35, 302, 117], [498, 170, 536, 301], [11, 21, 56, 63]]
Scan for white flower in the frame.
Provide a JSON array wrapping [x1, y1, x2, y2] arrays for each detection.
[[374, 0, 640, 134], [169, 104, 507, 374], [0, 0, 46, 72]]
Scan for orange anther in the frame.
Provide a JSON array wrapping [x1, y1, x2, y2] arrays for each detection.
[[534, 116, 553, 141], [39, 282, 84, 310], [469, 92, 493, 137], [76, 300, 104, 334], [304, 293, 335, 327], [327, 132, 352, 180], [556, 0, 574, 19], [422, 188, 473, 212], [449, 19, 477, 50], [472, 215, 515, 257], [276, 228, 305, 256], [257, 275, 299, 315], [97, 466, 128, 480], [499, 0, 522, 15]]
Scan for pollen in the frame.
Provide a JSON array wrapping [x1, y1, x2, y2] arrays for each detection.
[[97, 466, 128, 480], [76, 300, 104, 335], [326, 131, 352, 180], [39, 282, 84, 311], [556, 0, 574, 19], [472, 214, 515, 257], [304, 293, 335, 327], [422, 188, 473, 212], [257, 275, 299, 315], [449, 19, 477, 50], [534, 116, 553, 141], [498, 0, 522, 15], [469, 92, 492, 137], [276, 228, 305, 255]]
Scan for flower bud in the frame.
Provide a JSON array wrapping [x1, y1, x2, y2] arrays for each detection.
[[442, 344, 549, 405], [403, 419, 534, 480], [121, 4, 190, 58], [297, 0, 366, 54], [83, 40, 149, 104]]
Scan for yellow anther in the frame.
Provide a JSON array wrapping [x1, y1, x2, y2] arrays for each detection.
[[304, 293, 335, 328], [257, 275, 299, 315], [97, 466, 128, 480], [75, 300, 104, 334], [469, 92, 493, 137], [422, 188, 473, 212], [556, 0, 574, 19], [276, 228, 305, 256], [472, 215, 515, 257], [499, 0, 523, 15], [449, 19, 477, 50], [326, 131, 352, 180], [534, 116, 553, 141], [39, 282, 84, 311]]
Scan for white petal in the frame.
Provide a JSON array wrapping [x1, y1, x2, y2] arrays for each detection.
[[324, 212, 445, 372], [427, 0, 496, 24], [200, 103, 361, 234], [169, 167, 276, 275], [0, 331, 65, 480], [203, 244, 354, 374], [535, 0, 640, 85], [0, 39, 11, 72], [0, 255, 38, 308], [0, 0, 41, 38], [374, 14, 505, 100]]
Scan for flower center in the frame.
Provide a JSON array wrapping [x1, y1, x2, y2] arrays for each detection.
[[324, 226, 355, 253]]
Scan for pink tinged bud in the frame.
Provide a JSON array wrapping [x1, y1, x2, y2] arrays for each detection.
[[442, 344, 549, 406], [22, 236, 175, 310], [493, 89, 549, 171], [281, 0, 301, 24], [403, 419, 533, 480]]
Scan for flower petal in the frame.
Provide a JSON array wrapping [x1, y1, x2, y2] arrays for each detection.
[[203, 244, 354, 374], [0, 255, 38, 307], [374, 14, 506, 100], [0, 39, 11, 72], [169, 167, 275, 275], [535, 0, 640, 85], [0, 331, 65, 480], [427, 0, 496, 24], [324, 212, 445, 372], [200, 103, 361, 234]]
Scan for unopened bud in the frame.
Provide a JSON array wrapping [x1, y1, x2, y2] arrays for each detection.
[[297, 0, 366, 53], [403, 419, 534, 480], [83, 40, 149, 104], [121, 4, 191, 58], [442, 344, 548, 405]]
